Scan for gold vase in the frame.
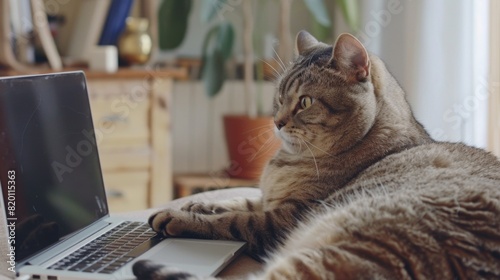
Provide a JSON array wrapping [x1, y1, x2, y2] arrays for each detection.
[[117, 17, 152, 65]]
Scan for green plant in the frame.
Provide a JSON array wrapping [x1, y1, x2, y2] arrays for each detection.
[[158, 0, 192, 50], [199, 16, 234, 98]]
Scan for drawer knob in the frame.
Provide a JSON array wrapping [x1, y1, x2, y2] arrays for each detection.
[[106, 189, 124, 198], [101, 114, 128, 124]]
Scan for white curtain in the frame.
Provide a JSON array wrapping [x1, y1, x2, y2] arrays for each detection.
[[489, 0, 500, 157], [335, 0, 490, 148]]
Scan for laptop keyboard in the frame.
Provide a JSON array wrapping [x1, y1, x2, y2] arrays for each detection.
[[48, 221, 157, 274]]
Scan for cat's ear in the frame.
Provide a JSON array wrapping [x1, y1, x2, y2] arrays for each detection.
[[331, 33, 370, 82], [296, 30, 319, 55]]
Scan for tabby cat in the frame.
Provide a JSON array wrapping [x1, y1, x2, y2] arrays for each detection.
[[133, 31, 500, 279]]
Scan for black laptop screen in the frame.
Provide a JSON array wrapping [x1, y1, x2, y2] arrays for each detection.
[[0, 72, 108, 262]]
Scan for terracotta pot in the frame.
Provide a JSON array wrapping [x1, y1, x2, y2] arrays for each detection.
[[223, 115, 281, 180]]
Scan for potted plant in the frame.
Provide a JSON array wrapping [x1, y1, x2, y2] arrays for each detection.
[[202, 1, 283, 179]]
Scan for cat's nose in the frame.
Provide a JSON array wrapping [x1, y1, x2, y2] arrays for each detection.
[[275, 120, 287, 130]]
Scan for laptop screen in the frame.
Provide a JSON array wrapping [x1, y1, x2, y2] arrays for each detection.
[[0, 72, 108, 262]]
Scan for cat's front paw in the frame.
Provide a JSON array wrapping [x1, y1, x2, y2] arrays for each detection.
[[133, 260, 195, 280], [181, 201, 229, 214], [148, 209, 197, 237]]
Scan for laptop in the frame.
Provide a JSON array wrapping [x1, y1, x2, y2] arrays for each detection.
[[0, 71, 246, 279]]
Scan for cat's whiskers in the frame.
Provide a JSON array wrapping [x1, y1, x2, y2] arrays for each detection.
[[241, 124, 277, 135], [249, 136, 279, 162], [302, 139, 333, 157], [246, 128, 278, 143], [301, 139, 320, 180], [272, 47, 288, 73], [259, 58, 282, 80], [292, 131, 332, 156]]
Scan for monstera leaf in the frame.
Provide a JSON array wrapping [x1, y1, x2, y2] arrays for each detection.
[[201, 22, 235, 97], [202, 49, 225, 98], [158, 0, 192, 50]]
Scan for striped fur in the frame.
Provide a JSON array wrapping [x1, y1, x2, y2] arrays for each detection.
[[134, 32, 500, 280]]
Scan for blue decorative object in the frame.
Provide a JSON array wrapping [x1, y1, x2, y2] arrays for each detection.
[[98, 0, 134, 46]]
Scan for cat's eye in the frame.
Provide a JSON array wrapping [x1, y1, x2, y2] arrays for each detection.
[[300, 96, 314, 109], [278, 94, 284, 104]]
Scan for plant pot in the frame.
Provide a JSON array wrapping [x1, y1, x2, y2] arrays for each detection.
[[223, 115, 281, 180]]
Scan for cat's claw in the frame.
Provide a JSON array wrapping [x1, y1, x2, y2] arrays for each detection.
[[148, 210, 186, 236], [181, 201, 229, 214], [180, 201, 204, 212], [133, 260, 194, 280], [147, 211, 161, 228]]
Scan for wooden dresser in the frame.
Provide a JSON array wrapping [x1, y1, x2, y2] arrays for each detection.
[[1, 68, 186, 212], [84, 69, 185, 212]]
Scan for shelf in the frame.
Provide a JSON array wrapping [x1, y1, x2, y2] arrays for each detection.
[[0, 67, 188, 80]]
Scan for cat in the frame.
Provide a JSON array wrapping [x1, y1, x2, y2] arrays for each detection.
[[132, 31, 500, 280]]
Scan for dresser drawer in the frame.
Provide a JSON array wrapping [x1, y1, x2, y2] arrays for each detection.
[[102, 170, 149, 212], [87, 80, 151, 150], [98, 148, 151, 171]]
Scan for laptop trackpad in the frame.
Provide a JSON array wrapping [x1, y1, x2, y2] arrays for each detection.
[[133, 238, 246, 276], [154, 239, 238, 265]]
